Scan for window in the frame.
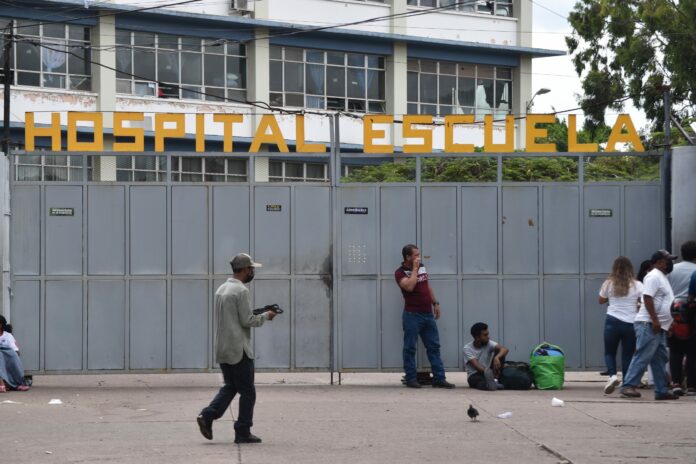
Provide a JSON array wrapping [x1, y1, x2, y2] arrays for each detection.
[[269, 160, 328, 182], [0, 18, 91, 90], [407, 0, 512, 17], [270, 46, 386, 113], [407, 59, 512, 120], [15, 154, 87, 181], [171, 157, 247, 182], [116, 156, 167, 182], [116, 31, 247, 102]]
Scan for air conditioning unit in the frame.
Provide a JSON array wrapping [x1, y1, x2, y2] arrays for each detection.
[[230, 0, 252, 15]]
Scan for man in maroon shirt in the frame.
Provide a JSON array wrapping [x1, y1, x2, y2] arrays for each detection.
[[395, 244, 455, 389]]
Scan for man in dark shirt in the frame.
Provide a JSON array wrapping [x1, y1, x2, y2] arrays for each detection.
[[395, 244, 455, 389]]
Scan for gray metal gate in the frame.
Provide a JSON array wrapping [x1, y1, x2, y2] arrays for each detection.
[[334, 153, 664, 371], [9, 150, 663, 373]]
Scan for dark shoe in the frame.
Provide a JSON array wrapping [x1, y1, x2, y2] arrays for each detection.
[[655, 392, 679, 400], [235, 433, 262, 444], [599, 370, 610, 376], [197, 415, 213, 440], [672, 387, 684, 396], [405, 380, 422, 389], [432, 379, 455, 389], [620, 387, 641, 398]]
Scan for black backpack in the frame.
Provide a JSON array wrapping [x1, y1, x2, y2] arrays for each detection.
[[500, 361, 533, 390]]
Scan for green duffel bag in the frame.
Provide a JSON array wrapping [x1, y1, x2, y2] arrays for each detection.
[[529, 343, 565, 390]]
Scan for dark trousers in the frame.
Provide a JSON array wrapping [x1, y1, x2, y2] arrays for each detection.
[[668, 336, 696, 388], [200, 354, 256, 437], [604, 314, 636, 377], [467, 356, 505, 391]]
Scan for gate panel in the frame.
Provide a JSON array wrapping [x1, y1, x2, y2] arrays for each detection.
[[45, 280, 82, 370], [294, 187, 331, 275], [11, 281, 40, 370], [502, 187, 538, 275], [503, 279, 540, 361], [212, 186, 250, 274], [341, 279, 378, 368], [12, 186, 41, 275], [543, 279, 581, 367], [129, 280, 167, 369], [340, 188, 378, 275], [255, 187, 291, 275], [294, 279, 331, 368], [584, 186, 621, 274], [380, 187, 416, 273], [253, 279, 291, 368], [381, 279, 404, 369], [421, 187, 457, 274], [171, 280, 208, 368], [88, 186, 125, 275], [130, 186, 167, 275], [584, 278, 606, 368], [462, 279, 499, 352], [461, 187, 498, 274], [543, 186, 580, 274], [87, 280, 125, 369], [172, 186, 208, 275], [46, 186, 83, 275], [625, 185, 662, 266]]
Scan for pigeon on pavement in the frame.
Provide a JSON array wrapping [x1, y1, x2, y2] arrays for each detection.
[[467, 404, 479, 421]]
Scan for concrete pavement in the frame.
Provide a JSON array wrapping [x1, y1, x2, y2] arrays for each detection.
[[1, 372, 694, 464]]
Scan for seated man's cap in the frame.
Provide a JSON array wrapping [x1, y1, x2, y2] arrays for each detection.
[[650, 249, 678, 263]]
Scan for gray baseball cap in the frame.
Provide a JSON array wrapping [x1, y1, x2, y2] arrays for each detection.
[[231, 253, 262, 270]]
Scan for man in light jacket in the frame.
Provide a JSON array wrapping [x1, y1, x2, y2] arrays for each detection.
[[197, 253, 277, 444]]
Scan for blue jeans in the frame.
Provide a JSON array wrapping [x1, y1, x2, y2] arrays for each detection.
[[622, 322, 669, 396], [604, 314, 636, 377], [402, 311, 446, 382]]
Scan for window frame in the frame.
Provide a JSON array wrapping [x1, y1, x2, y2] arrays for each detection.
[[115, 31, 247, 103], [406, 0, 513, 17], [269, 46, 386, 114]]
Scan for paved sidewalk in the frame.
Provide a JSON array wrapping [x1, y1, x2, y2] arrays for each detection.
[[1, 372, 694, 464]]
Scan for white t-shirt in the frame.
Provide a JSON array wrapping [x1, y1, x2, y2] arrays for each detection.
[[635, 268, 674, 331], [668, 261, 696, 299], [599, 279, 643, 324], [0, 331, 19, 351]]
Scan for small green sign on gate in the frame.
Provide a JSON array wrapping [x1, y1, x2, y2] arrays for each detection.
[[589, 208, 612, 217], [49, 207, 74, 217]]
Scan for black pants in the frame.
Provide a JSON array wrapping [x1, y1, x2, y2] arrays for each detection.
[[668, 336, 696, 389], [467, 356, 505, 391], [200, 354, 256, 437]]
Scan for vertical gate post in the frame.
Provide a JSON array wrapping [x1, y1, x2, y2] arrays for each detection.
[[662, 87, 672, 251]]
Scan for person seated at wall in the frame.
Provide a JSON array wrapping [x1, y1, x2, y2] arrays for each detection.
[[0, 315, 30, 392], [463, 322, 509, 391]]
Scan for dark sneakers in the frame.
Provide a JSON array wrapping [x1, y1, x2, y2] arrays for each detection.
[[235, 433, 262, 444], [196, 415, 213, 440], [405, 380, 422, 388], [432, 379, 456, 389], [620, 387, 641, 398], [655, 392, 679, 400]]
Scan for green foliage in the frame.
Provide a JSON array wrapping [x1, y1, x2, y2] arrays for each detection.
[[341, 159, 416, 183], [567, 0, 696, 129], [502, 157, 578, 181], [584, 155, 660, 181], [421, 157, 497, 182]]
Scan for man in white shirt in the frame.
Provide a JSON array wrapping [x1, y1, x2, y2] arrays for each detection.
[[621, 250, 678, 400]]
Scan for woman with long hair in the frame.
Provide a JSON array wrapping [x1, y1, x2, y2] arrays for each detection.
[[599, 256, 643, 394]]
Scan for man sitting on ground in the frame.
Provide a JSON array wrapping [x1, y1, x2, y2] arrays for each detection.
[[463, 322, 509, 391]]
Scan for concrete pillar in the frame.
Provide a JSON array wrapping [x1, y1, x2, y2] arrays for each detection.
[[515, 0, 533, 150], [92, 13, 117, 181], [248, 27, 270, 180], [671, 146, 696, 251], [388, 0, 408, 150]]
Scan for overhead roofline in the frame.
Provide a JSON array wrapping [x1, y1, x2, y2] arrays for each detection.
[[37, 0, 565, 58]]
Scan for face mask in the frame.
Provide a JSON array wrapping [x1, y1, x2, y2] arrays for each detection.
[[665, 261, 674, 274], [243, 268, 255, 283]]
